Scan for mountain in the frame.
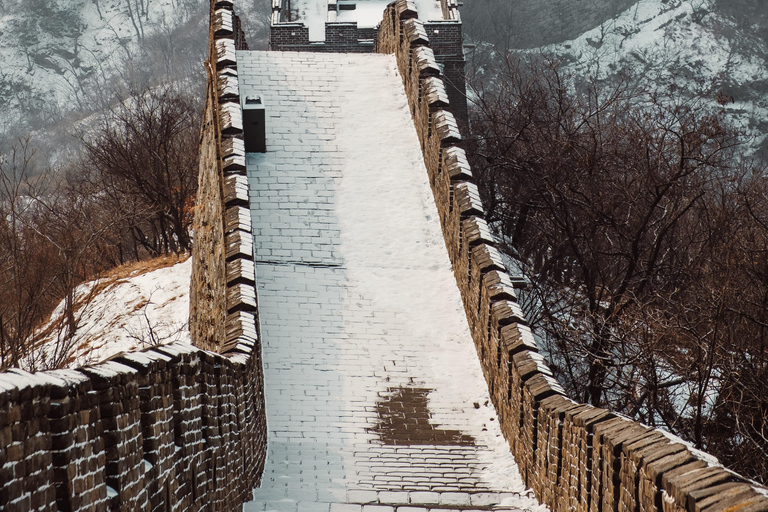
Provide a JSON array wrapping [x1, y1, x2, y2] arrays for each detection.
[[463, 0, 768, 159]]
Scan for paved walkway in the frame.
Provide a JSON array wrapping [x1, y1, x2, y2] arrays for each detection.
[[239, 52, 543, 512]]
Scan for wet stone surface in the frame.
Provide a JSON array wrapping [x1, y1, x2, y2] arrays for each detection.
[[371, 387, 475, 446]]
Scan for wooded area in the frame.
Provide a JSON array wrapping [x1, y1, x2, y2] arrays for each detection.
[[0, 87, 199, 372], [468, 54, 768, 482]]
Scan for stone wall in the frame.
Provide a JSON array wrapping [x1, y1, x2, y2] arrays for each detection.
[[0, 1, 267, 511], [268, 0, 467, 128], [376, 2, 768, 511], [189, 74, 227, 353], [190, 0, 258, 356], [0, 344, 266, 512]]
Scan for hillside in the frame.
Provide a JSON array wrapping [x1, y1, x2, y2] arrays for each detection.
[[465, 0, 768, 158], [551, 0, 768, 156], [23, 256, 192, 370], [0, 0, 205, 146]]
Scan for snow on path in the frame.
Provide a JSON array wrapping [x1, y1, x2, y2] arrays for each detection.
[[239, 51, 545, 511]]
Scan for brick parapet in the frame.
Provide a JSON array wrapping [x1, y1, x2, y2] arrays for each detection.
[[0, 1, 267, 510], [376, 2, 768, 511], [0, 342, 266, 512], [268, 0, 468, 128]]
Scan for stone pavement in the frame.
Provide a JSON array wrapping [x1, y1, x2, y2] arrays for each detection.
[[238, 51, 544, 512]]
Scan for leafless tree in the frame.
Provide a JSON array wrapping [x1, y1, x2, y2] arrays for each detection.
[[0, 141, 58, 369], [468, 53, 768, 482], [82, 86, 199, 258]]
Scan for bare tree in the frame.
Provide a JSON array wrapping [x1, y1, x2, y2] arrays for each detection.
[[468, 53, 768, 482], [0, 141, 59, 369], [82, 86, 199, 258]]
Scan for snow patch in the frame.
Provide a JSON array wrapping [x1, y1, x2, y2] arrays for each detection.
[[333, 55, 541, 494], [26, 257, 192, 370], [546, 0, 768, 153]]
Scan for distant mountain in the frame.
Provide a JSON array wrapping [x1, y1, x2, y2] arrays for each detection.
[[0, 0, 269, 162], [0, 0, 202, 142], [463, 0, 768, 159]]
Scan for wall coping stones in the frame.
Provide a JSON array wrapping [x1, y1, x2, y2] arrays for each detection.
[[114, 350, 173, 374], [571, 405, 613, 431], [483, 270, 518, 301], [622, 430, 670, 463], [700, 486, 763, 512], [463, 216, 494, 246], [422, 76, 449, 107], [513, 350, 553, 380], [540, 394, 583, 419], [592, 416, 639, 442], [403, 19, 430, 46], [219, 101, 243, 134], [500, 323, 538, 353], [225, 205, 253, 234], [1, 369, 62, 391], [689, 484, 752, 512], [78, 363, 138, 393], [491, 299, 527, 326], [395, 0, 418, 19], [433, 110, 461, 144], [667, 466, 731, 506], [218, 72, 240, 103], [444, 146, 472, 180], [226, 231, 254, 261], [525, 373, 566, 399], [413, 47, 440, 77], [472, 243, 506, 273], [634, 439, 688, 469], [215, 38, 237, 68], [454, 182, 483, 216], [646, 449, 699, 484], [151, 341, 199, 359], [213, 8, 235, 37], [224, 174, 250, 206]]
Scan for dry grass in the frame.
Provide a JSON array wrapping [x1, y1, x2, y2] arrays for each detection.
[[101, 253, 191, 281], [31, 253, 191, 356]]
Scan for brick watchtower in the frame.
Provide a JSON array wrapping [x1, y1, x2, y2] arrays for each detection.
[[268, 0, 468, 129]]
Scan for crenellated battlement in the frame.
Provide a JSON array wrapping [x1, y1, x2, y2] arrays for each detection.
[[0, 2, 267, 510]]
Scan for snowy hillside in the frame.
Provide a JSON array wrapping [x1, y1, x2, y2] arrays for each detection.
[[24, 256, 192, 371], [548, 0, 768, 155], [0, 0, 207, 149]]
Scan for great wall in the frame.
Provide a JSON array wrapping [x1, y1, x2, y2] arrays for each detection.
[[2, 1, 768, 511]]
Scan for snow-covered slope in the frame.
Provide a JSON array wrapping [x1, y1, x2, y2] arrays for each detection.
[[24, 256, 192, 371], [0, 0, 207, 147], [547, 0, 768, 154]]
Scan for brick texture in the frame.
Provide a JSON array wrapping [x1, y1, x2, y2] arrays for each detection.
[[0, 2, 267, 512]]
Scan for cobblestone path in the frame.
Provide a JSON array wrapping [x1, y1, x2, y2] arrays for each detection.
[[239, 52, 543, 512]]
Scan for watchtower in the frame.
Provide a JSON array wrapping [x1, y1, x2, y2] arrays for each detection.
[[269, 0, 468, 129]]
